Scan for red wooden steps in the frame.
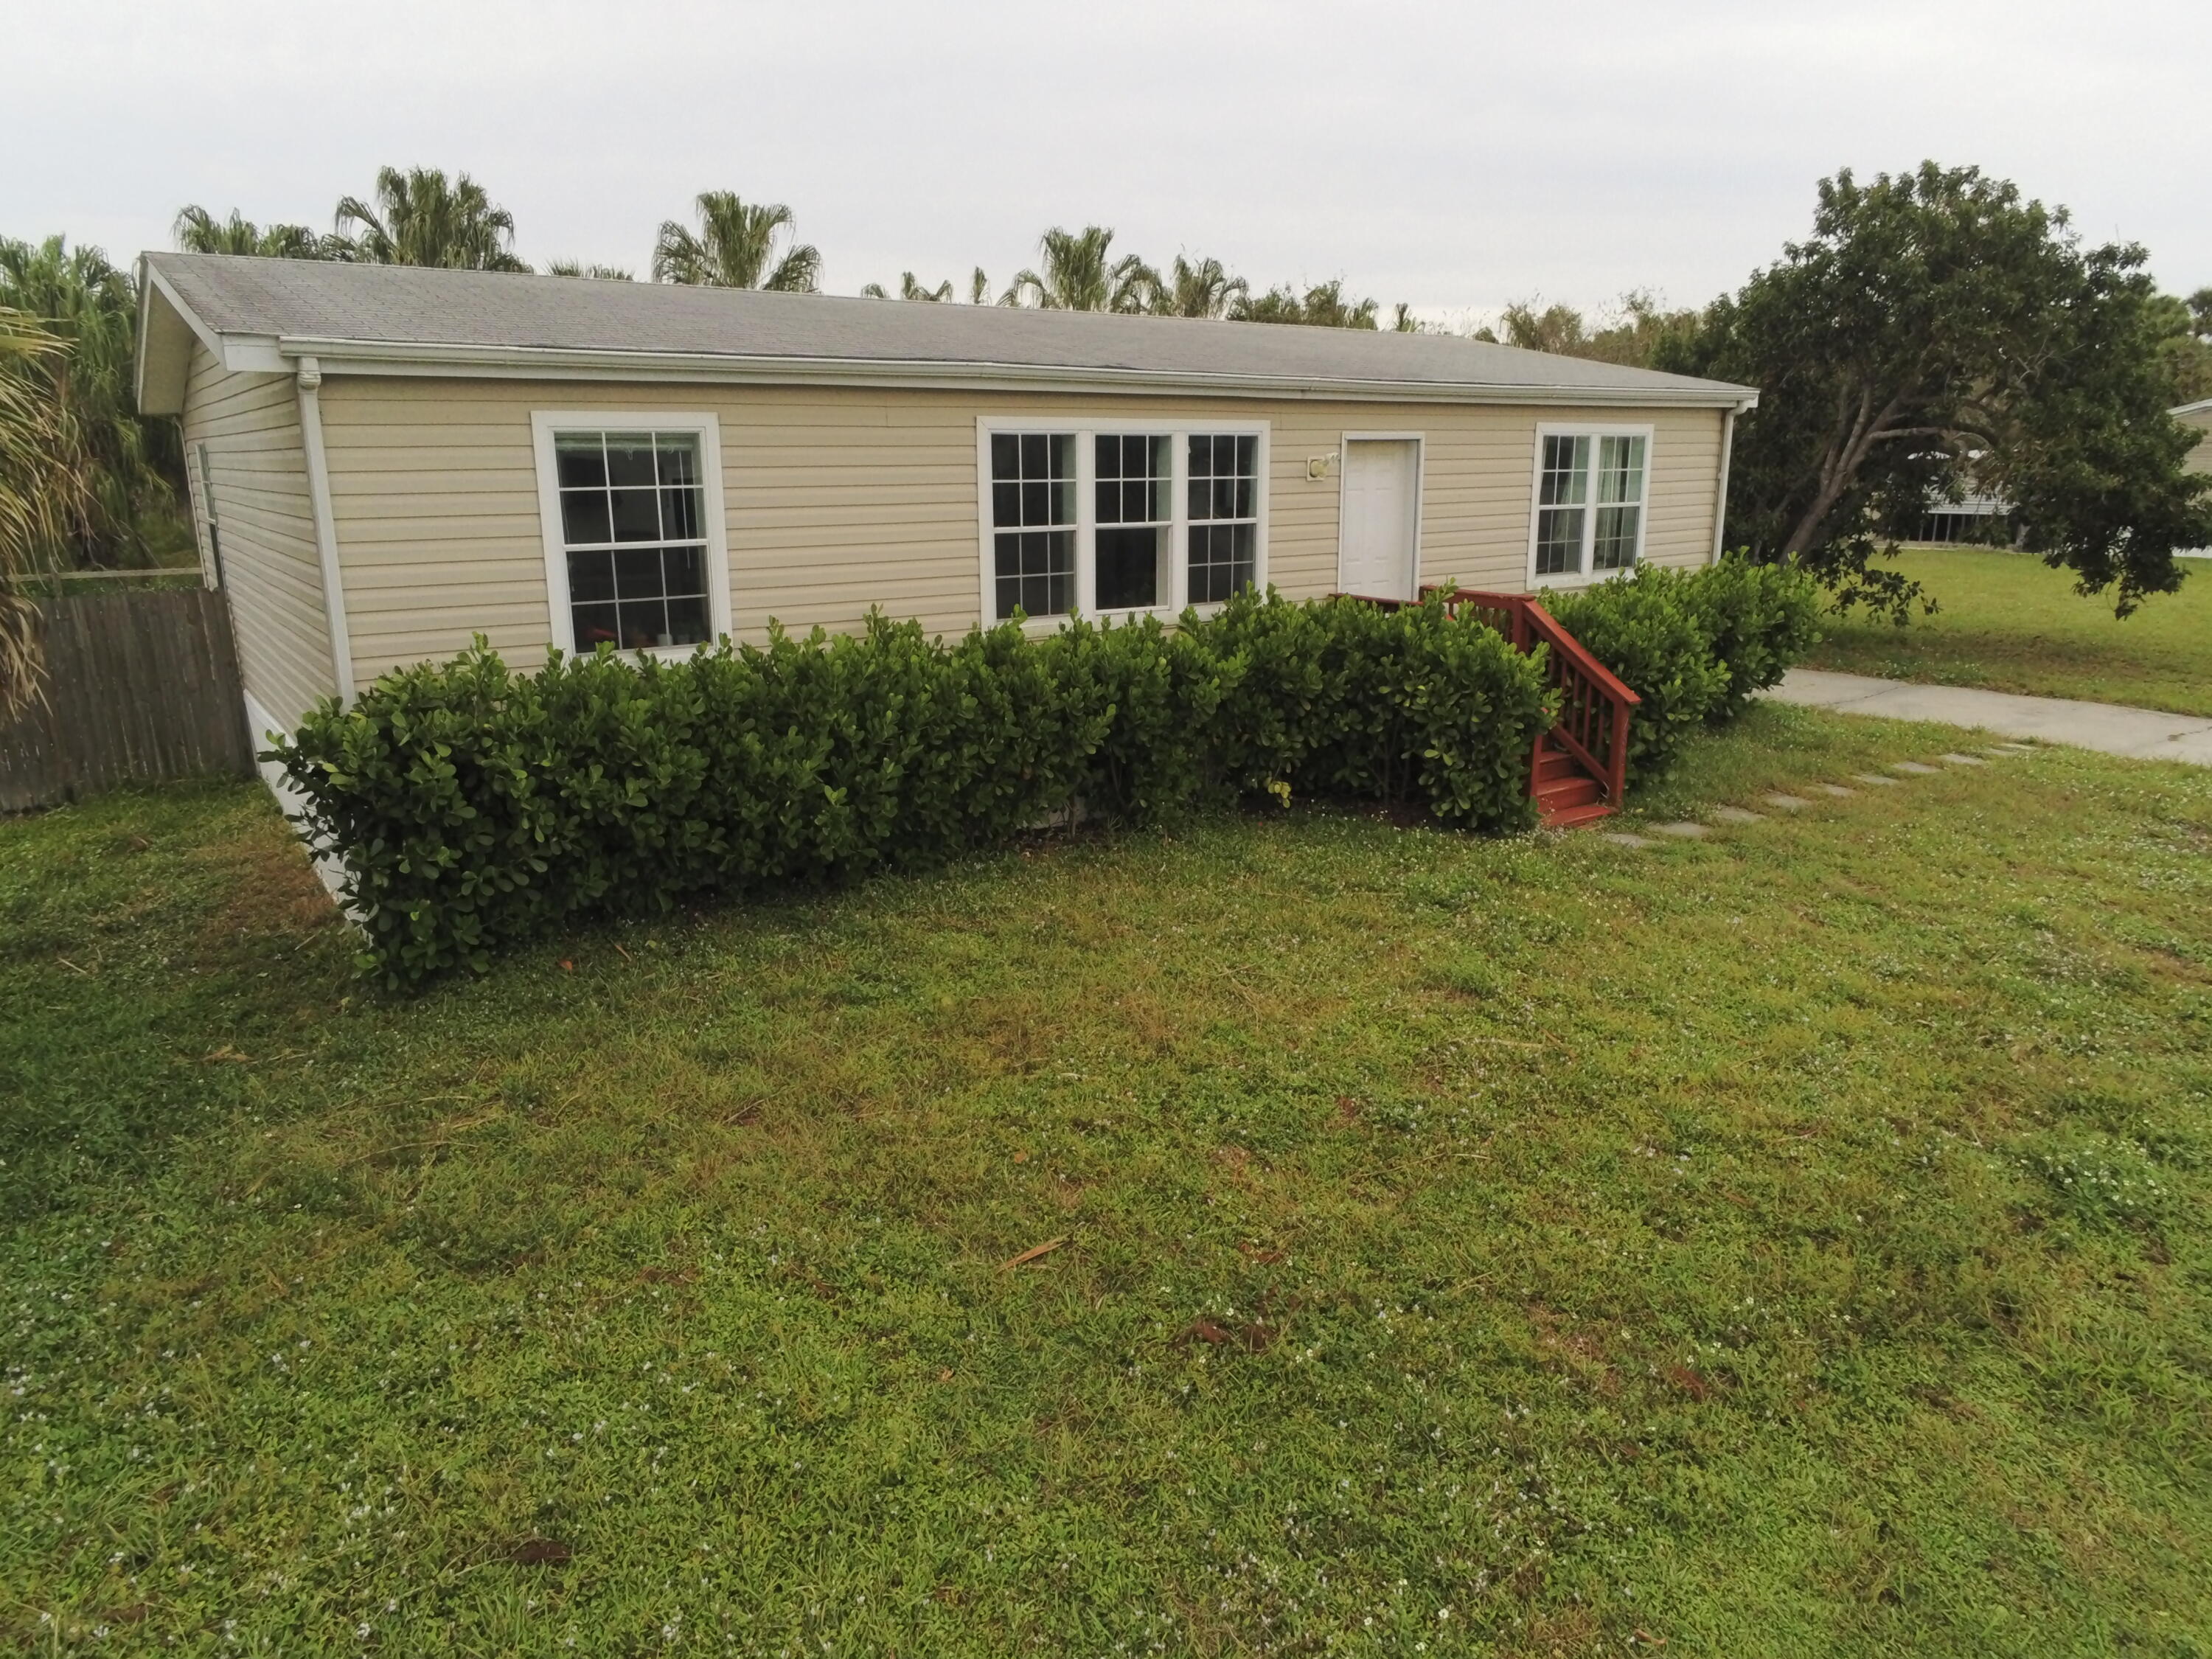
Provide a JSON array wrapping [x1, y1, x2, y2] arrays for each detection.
[[1533, 737, 1615, 829]]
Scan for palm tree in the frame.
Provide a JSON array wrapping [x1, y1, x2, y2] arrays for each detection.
[[0, 307, 84, 714], [546, 260, 633, 280], [1004, 226, 1157, 313], [1233, 279, 1380, 330], [0, 237, 178, 570], [860, 272, 955, 302], [331, 167, 529, 271], [173, 206, 333, 260], [652, 192, 819, 291], [1154, 255, 1248, 319], [969, 268, 991, 305]]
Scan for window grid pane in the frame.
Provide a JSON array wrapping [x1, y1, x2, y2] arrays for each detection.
[[1095, 434, 1170, 611], [1187, 433, 1259, 602], [1535, 508, 1585, 577], [1590, 436, 1645, 571], [554, 428, 711, 652], [1592, 505, 1641, 571], [991, 431, 1077, 618], [1535, 434, 1593, 577]]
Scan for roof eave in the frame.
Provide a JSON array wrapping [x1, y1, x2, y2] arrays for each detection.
[[272, 334, 1759, 409]]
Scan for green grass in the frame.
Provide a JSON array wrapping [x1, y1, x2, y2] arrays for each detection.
[[1806, 546, 2212, 716], [4, 707, 2211, 1655]]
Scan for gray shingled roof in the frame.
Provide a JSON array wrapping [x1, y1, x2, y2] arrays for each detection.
[[143, 252, 1752, 405]]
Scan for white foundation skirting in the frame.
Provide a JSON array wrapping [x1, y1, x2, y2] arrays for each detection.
[[242, 689, 357, 917]]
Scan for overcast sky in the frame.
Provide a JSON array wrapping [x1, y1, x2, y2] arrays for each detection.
[[9, 0, 2205, 323]]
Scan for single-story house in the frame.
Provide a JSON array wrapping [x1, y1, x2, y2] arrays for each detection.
[[133, 254, 1758, 766]]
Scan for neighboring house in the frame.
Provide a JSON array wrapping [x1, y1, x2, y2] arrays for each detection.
[[134, 254, 1758, 777], [2179, 398, 2212, 470], [1916, 491, 2011, 546], [2179, 399, 2212, 557]]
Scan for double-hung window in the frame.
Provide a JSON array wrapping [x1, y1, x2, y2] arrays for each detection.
[[532, 413, 730, 656], [1528, 425, 1650, 585], [981, 420, 1267, 623]]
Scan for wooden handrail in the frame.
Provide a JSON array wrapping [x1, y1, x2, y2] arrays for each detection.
[[1326, 587, 1641, 809], [1421, 587, 1641, 808]]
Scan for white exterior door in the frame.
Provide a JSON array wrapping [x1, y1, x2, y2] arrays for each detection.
[[1337, 439, 1420, 599]]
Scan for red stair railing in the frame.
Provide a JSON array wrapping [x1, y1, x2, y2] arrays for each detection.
[[1333, 587, 1641, 810], [1429, 588, 1638, 808]]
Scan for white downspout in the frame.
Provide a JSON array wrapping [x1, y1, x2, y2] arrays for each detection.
[[293, 355, 357, 703], [1710, 399, 1749, 564]]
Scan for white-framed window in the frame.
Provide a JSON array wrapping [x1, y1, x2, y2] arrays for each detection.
[[530, 411, 731, 657], [976, 417, 1269, 625], [1527, 424, 1652, 585]]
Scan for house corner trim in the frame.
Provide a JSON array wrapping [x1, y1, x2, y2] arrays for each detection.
[[293, 356, 357, 702]]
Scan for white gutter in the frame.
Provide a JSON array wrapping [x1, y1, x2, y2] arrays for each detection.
[[265, 333, 1761, 411], [293, 357, 357, 703]]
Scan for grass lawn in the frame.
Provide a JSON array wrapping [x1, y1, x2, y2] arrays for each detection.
[[4, 706, 2210, 1655], [1806, 546, 2212, 717]]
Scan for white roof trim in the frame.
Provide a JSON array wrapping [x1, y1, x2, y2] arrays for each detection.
[[267, 333, 1759, 409]]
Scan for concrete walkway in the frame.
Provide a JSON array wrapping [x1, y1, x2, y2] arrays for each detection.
[[1766, 669, 2212, 766]]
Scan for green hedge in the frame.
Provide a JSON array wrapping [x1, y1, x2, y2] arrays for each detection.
[[276, 592, 1554, 987], [1542, 557, 1822, 770]]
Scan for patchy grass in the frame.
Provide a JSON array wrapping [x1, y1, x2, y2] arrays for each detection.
[[1807, 546, 2212, 716], [4, 707, 2211, 1655]]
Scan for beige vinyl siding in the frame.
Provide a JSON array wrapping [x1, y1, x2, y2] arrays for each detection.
[[2180, 408, 2212, 476], [315, 376, 1728, 686], [179, 345, 336, 728]]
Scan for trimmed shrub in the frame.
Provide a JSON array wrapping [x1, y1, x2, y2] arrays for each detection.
[[1683, 556, 1824, 720], [275, 592, 1551, 987], [1542, 558, 1823, 770], [1543, 567, 1728, 771]]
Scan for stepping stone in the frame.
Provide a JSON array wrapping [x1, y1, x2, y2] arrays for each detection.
[[1814, 783, 1855, 797], [1761, 793, 1812, 811], [1851, 773, 1901, 786], [1711, 806, 1764, 824], [1988, 742, 2034, 754], [1652, 821, 1711, 839], [1890, 761, 1942, 775], [1603, 832, 1657, 849], [1939, 753, 1987, 765]]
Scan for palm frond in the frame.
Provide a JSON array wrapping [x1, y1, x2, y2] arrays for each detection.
[[654, 191, 819, 292], [0, 307, 82, 716], [333, 168, 527, 271]]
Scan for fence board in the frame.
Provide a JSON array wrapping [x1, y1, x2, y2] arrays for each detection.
[[0, 589, 254, 813]]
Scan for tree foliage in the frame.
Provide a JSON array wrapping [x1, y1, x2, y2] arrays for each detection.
[[1156, 256, 1249, 319], [1003, 226, 1156, 312], [1235, 278, 1380, 330], [2151, 287, 2212, 404], [0, 308, 88, 714], [173, 206, 335, 261], [1660, 163, 2211, 616], [0, 237, 180, 571], [332, 167, 529, 271], [652, 192, 819, 291], [1475, 291, 1701, 366]]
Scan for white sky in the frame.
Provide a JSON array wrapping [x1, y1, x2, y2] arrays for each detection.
[[8, 0, 2205, 322]]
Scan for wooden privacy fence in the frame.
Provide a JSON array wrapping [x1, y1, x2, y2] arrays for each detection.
[[0, 588, 254, 813]]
